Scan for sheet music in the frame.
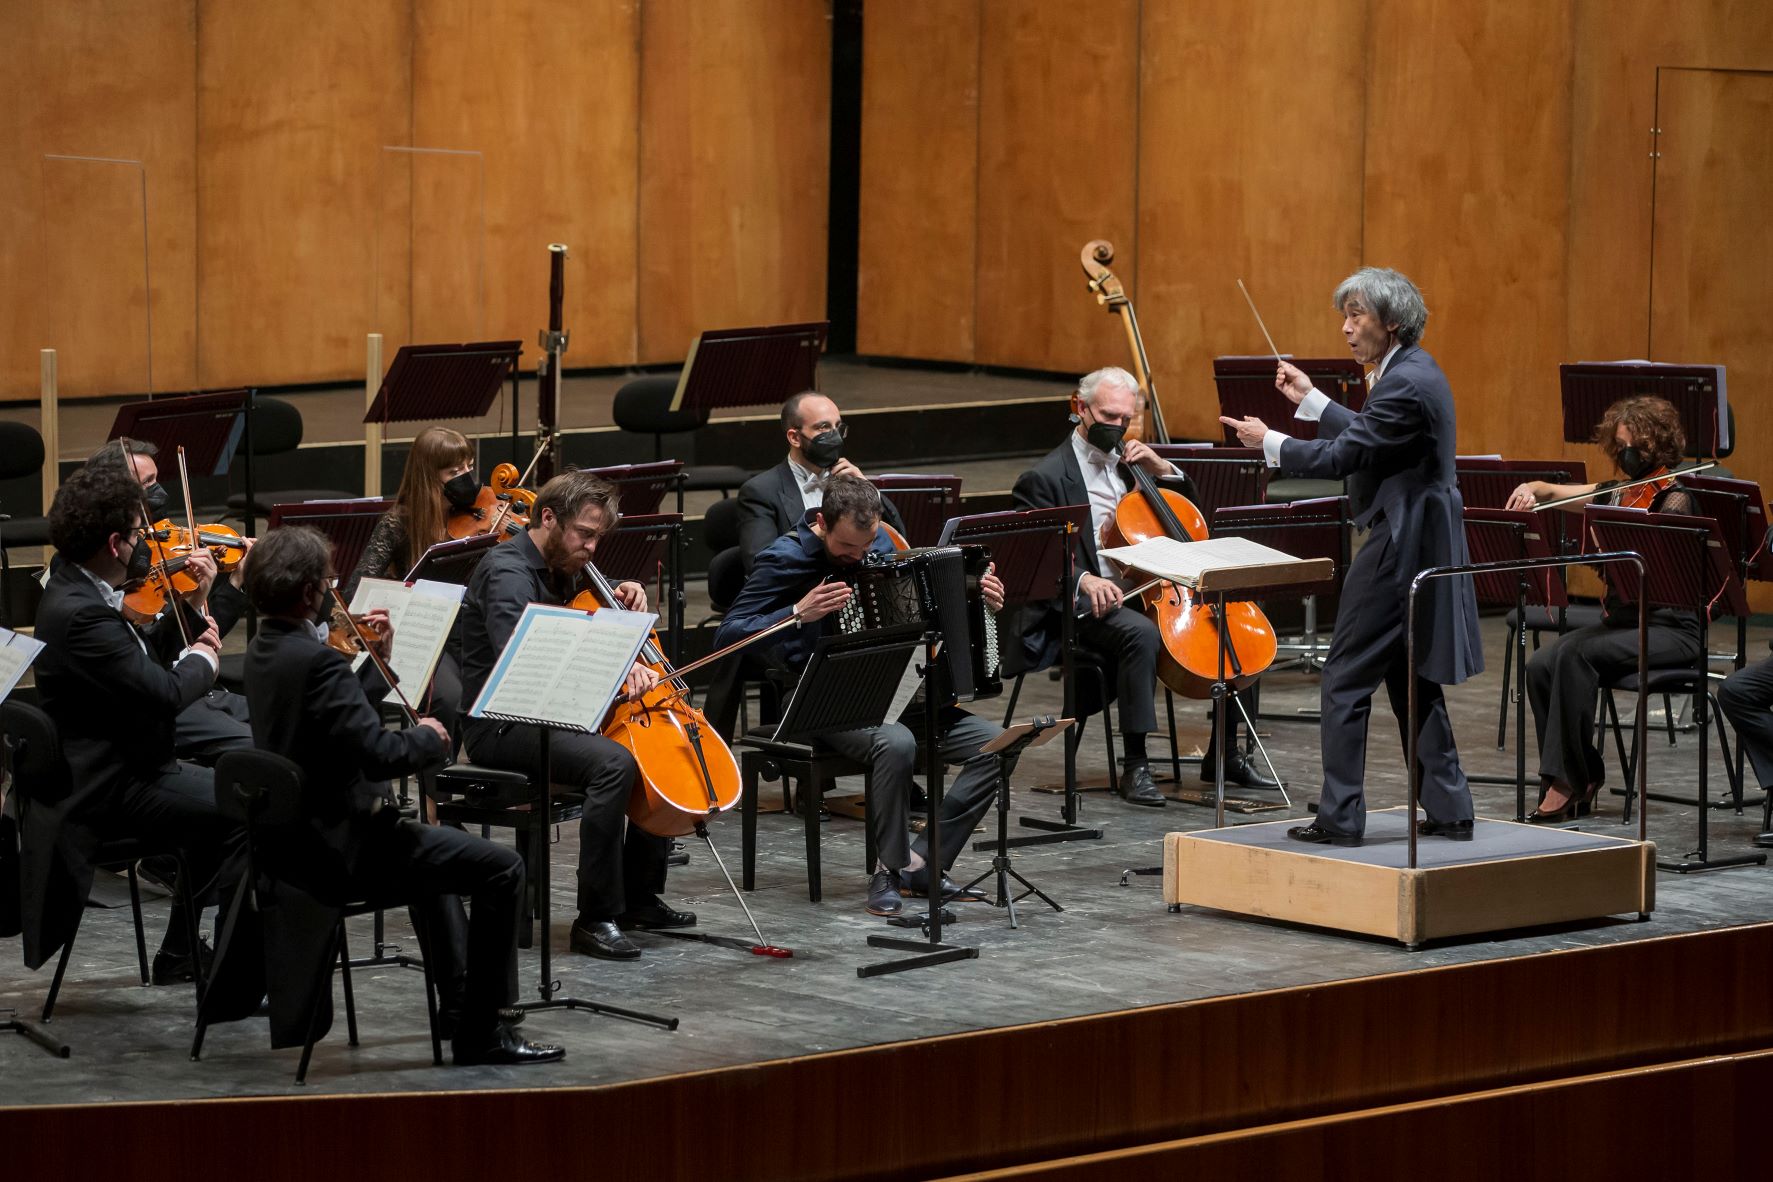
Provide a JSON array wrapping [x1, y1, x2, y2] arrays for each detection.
[[0, 627, 45, 701], [469, 604, 655, 732], [1098, 535, 1306, 586], [884, 652, 922, 723], [348, 578, 465, 703]]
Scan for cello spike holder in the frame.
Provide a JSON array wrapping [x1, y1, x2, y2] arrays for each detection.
[[653, 821, 794, 958]]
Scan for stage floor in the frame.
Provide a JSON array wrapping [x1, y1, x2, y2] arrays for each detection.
[[5, 615, 1772, 1104]]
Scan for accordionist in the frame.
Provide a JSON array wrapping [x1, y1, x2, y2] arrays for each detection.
[[713, 474, 1008, 918]]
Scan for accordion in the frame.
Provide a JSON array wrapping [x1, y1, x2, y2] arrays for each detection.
[[832, 545, 1002, 704]]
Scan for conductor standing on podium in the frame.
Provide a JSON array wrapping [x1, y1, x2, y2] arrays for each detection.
[[1221, 266, 1481, 846]]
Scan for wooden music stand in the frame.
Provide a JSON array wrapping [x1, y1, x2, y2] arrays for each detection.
[[1212, 356, 1365, 445], [1560, 362, 1730, 458], [1584, 505, 1762, 873], [667, 321, 828, 414], [868, 475, 963, 548], [1150, 446, 1268, 517], [267, 499, 393, 579], [586, 460, 684, 517], [594, 512, 684, 662]]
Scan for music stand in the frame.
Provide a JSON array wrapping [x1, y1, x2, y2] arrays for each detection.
[[1462, 507, 1568, 819], [1561, 362, 1730, 457], [1212, 356, 1365, 444], [362, 341, 521, 426], [956, 717, 1073, 929], [667, 321, 828, 414], [268, 499, 392, 580], [1150, 446, 1268, 517], [868, 475, 963, 548], [1584, 505, 1763, 873], [1212, 496, 1350, 683], [1455, 457, 1590, 557], [595, 513, 684, 661], [403, 532, 501, 586], [941, 506, 1102, 848], [109, 387, 254, 536], [586, 460, 684, 517]]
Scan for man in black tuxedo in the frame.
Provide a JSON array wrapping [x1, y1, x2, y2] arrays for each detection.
[[1011, 367, 1277, 807], [22, 463, 236, 984], [736, 390, 906, 571], [1222, 266, 1482, 845], [240, 526, 560, 1065]]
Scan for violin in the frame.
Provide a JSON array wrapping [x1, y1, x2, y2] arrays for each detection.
[[1079, 239, 1169, 445], [567, 563, 742, 838], [446, 461, 538, 540], [1616, 467, 1674, 511], [118, 521, 245, 622], [1105, 454, 1277, 699]]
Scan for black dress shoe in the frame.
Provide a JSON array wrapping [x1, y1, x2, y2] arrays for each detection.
[[865, 870, 903, 916], [569, 919, 641, 960], [1118, 763, 1166, 807], [438, 1005, 525, 1042], [1286, 822, 1362, 847], [451, 1021, 565, 1067], [1417, 817, 1474, 841], [617, 902, 697, 931], [150, 937, 214, 986], [1202, 752, 1281, 790], [900, 868, 986, 902], [1755, 832, 1773, 850]]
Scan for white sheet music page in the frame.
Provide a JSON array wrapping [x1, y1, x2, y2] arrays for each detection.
[[348, 577, 465, 702], [0, 627, 45, 701], [1097, 535, 1300, 586], [468, 604, 655, 732]]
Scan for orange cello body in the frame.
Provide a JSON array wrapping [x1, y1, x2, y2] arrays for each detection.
[[1108, 482, 1278, 700], [569, 572, 741, 838]]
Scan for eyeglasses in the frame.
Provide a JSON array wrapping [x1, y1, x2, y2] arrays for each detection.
[[799, 419, 848, 439]]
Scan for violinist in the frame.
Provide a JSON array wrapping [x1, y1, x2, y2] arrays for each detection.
[[715, 475, 1007, 916], [1221, 267, 1480, 846], [457, 470, 692, 961], [22, 463, 243, 988], [239, 527, 560, 1065], [1011, 367, 1276, 808], [343, 426, 480, 736], [1504, 395, 1702, 822], [87, 438, 254, 763]]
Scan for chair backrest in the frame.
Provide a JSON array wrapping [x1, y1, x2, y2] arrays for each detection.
[[0, 421, 46, 482], [612, 375, 710, 436], [706, 545, 746, 613], [0, 700, 70, 811], [213, 748, 306, 829], [704, 495, 743, 553], [235, 396, 303, 457]]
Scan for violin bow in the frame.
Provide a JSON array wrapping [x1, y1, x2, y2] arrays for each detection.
[[326, 582, 422, 727], [1534, 460, 1720, 511], [120, 435, 192, 648]]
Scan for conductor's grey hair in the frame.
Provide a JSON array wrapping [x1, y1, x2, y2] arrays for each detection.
[[1077, 366, 1141, 405], [1333, 267, 1428, 346]]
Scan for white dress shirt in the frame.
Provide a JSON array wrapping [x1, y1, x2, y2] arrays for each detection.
[[788, 458, 823, 511], [1068, 430, 1181, 584], [1261, 342, 1402, 467], [79, 561, 218, 673]]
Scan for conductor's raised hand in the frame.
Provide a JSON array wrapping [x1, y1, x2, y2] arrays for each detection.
[[1219, 415, 1268, 449], [980, 563, 1005, 613], [1276, 360, 1313, 404], [795, 578, 851, 624], [613, 580, 649, 612], [1078, 572, 1123, 618], [625, 662, 660, 699]]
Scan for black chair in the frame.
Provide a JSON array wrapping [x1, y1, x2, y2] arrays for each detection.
[[428, 761, 579, 950], [193, 748, 442, 1083], [0, 421, 51, 626], [611, 375, 749, 497], [223, 397, 356, 518], [1602, 667, 1743, 815], [999, 654, 1124, 794], [1, 701, 203, 1025]]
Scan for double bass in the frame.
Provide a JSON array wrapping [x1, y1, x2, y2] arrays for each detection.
[[1079, 239, 1168, 444]]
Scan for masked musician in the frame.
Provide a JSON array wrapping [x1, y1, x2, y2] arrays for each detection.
[[714, 474, 1006, 916], [457, 470, 692, 960], [736, 391, 907, 571], [240, 526, 560, 1065], [1221, 266, 1481, 846], [1504, 396, 1700, 822], [22, 464, 241, 987], [1011, 367, 1277, 808]]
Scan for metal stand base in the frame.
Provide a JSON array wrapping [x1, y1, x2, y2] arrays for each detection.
[[1118, 866, 1161, 887], [858, 934, 979, 978], [1007, 815, 1104, 846], [959, 753, 1064, 929], [1658, 850, 1767, 874], [4, 1011, 70, 1058]]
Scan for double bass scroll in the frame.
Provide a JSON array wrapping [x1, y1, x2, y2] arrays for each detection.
[[1079, 239, 1169, 445]]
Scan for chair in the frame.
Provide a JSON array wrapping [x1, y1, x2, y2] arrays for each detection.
[[193, 749, 442, 1083], [223, 397, 356, 518], [737, 731, 874, 903], [1, 700, 203, 1025], [428, 761, 580, 949], [0, 421, 51, 626], [999, 653, 1125, 794], [1602, 668, 1743, 815], [611, 375, 749, 496]]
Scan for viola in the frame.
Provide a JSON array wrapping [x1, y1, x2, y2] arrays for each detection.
[[1106, 454, 1277, 699], [446, 462, 537, 540]]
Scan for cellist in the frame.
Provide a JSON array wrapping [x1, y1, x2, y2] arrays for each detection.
[[1011, 367, 1277, 809], [456, 470, 692, 961]]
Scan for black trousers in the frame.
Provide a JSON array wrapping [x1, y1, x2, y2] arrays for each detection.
[[1526, 614, 1702, 789], [463, 721, 668, 922], [173, 689, 253, 766], [109, 761, 245, 954], [1719, 654, 1773, 792], [421, 649, 466, 743], [1072, 602, 1252, 760], [1316, 520, 1472, 837]]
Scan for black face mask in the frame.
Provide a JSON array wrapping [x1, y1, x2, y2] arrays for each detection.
[[802, 430, 844, 470], [1617, 446, 1652, 481], [1084, 418, 1127, 456], [125, 534, 153, 581], [142, 482, 170, 517], [442, 471, 480, 511]]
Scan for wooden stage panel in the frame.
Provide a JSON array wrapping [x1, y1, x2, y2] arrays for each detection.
[[1167, 809, 1655, 945]]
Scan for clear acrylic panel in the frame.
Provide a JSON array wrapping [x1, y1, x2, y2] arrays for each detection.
[[373, 146, 487, 352], [38, 153, 154, 397]]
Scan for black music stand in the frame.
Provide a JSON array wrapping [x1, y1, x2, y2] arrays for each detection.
[[667, 321, 828, 414], [110, 387, 253, 530], [1585, 506, 1763, 873], [957, 717, 1072, 929], [268, 499, 393, 580], [1455, 457, 1590, 557], [1150, 446, 1268, 517], [1212, 497, 1350, 686], [1212, 356, 1365, 444], [1561, 362, 1730, 458], [586, 460, 684, 517], [363, 341, 521, 427], [942, 506, 1102, 848], [868, 475, 963, 548], [1463, 507, 1567, 819], [403, 532, 501, 585], [595, 513, 684, 662]]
